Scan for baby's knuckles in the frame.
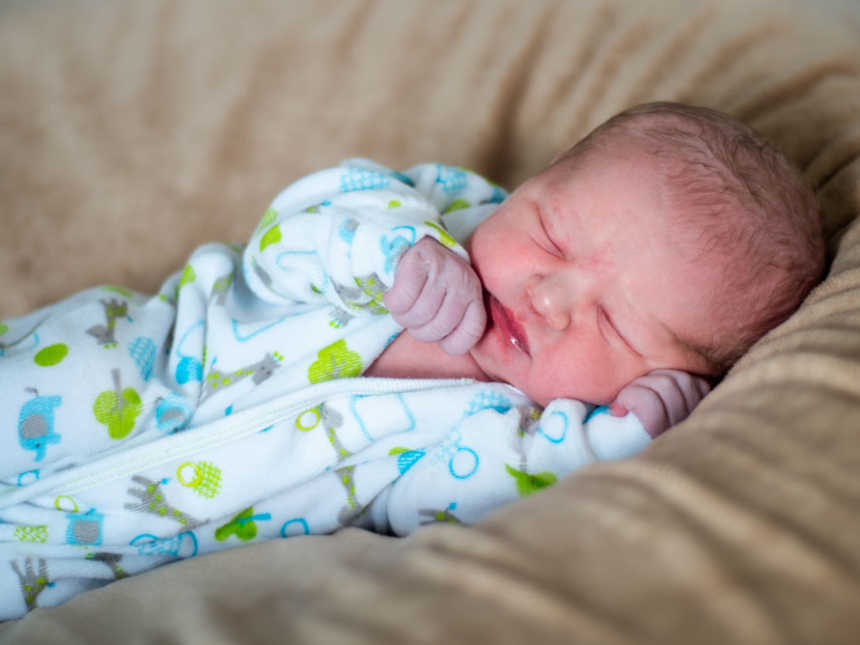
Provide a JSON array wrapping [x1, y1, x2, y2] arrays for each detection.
[[416, 238, 482, 305], [388, 237, 485, 348], [611, 369, 711, 437], [613, 383, 667, 436]]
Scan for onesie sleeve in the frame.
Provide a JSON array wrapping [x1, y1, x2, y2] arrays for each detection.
[[401, 162, 507, 214], [402, 162, 508, 245], [242, 159, 475, 315], [374, 396, 652, 536]]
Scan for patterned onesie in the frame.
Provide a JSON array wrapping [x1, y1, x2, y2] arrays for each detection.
[[0, 160, 651, 618]]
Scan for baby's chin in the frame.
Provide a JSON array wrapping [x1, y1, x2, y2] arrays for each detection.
[[465, 346, 494, 383], [532, 390, 616, 408], [504, 375, 619, 408], [467, 335, 620, 405]]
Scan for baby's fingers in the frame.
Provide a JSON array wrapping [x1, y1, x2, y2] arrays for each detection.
[[438, 299, 486, 355], [408, 287, 485, 351], [611, 382, 672, 438], [648, 369, 712, 411], [383, 243, 431, 316], [389, 277, 447, 329], [383, 236, 485, 354], [611, 370, 709, 437]]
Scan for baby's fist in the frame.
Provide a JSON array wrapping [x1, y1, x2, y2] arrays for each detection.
[[383, 237, 486, 355], [610, 369, 711, 438]]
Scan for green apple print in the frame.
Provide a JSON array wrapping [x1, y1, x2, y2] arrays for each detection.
[[93, 369, 142, 439], [34, 343, 69, 367], [215, 506, 270, 542], [0, 321, 7, 336], [442, 199, 471, 214], [423, 220, 457, 248], [257, 207, 278, 232], [505, 464, 557, 497], [103, 285, 133, 297], [179, 264, 196, 290], [259, 224, 282, 252], [307, 339, 362, 384]]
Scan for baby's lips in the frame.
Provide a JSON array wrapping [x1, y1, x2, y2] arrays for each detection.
[[489, 294, 530, 356]]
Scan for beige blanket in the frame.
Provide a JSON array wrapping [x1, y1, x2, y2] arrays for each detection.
[[2, 0, 860, 642]]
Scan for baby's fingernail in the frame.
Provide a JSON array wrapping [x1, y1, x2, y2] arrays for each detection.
[[609, 403, 628, 417]]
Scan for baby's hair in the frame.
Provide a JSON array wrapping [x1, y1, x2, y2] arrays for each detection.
[[560, 101, 826, 373]]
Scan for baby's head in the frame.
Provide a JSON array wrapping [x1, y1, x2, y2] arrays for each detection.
[[466, 101, 825, 406]]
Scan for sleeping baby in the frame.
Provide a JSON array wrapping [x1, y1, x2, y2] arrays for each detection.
[[0, 102, 824, 617]]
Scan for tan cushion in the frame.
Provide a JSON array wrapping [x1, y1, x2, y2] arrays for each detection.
[[2, 0, 860, 642]]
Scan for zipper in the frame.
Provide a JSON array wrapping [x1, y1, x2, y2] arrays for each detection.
[[0, 377, 474, 509]]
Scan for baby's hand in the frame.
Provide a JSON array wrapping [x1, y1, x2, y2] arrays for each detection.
[[609, 369, 711, 438], [383, 237, 486, 355]]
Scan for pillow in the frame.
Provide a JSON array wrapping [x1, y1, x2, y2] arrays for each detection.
[[1, 0, 859, 642]]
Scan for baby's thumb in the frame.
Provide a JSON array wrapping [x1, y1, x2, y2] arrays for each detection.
[[611, 387, 668, 439]]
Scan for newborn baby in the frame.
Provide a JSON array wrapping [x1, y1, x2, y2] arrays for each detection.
[[0, 102, 824, 617], [373, 101, 825, 433]]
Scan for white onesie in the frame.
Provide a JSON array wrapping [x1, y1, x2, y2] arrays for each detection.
[[0, 160, 651, 619]]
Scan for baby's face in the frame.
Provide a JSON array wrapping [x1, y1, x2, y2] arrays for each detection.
[[466, 149, 719, 406]]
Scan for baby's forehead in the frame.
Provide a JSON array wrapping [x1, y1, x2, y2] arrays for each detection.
[[548, 143, 695, 225]]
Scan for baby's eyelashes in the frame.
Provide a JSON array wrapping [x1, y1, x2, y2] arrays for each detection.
[[597, 306, 645, 358], [534, 206, 566, 258]]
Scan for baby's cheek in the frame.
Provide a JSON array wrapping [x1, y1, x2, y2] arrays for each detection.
[[530, 350, 630, 405]]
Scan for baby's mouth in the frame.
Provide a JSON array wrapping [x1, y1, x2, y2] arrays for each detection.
[[487, 293, 530, 356]]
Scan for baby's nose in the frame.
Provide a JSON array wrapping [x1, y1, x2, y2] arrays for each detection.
[[527, 276, 572, 331]]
